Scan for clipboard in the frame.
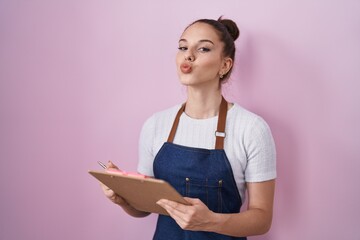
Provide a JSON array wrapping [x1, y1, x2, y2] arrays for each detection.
[[89, 170, 189, 215]]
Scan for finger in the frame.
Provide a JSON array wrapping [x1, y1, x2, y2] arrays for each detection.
[[183, 197, 201, 204], [99, 182, 110, 190], [157, 201, 187, 223], [157, 199, 189, 214], [157, 201, 195, 230], [183, 197, 204, 206], [107, 160, 119, 169], [170, 214, 190, 230]]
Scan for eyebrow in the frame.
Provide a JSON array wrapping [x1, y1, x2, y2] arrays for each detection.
[[178, 39, 215, 45]]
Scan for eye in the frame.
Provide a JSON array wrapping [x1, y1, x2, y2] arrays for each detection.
[[198, 47, 210, 52], [178, 46, 187, 51]]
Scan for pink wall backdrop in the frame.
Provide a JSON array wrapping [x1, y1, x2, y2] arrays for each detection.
[[1, 0, 359, 239]]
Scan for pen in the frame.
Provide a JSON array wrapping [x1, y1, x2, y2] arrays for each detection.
[[97, 161, 107, 169]]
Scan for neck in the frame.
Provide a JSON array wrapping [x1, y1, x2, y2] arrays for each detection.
[[185, 86, 223, 119]]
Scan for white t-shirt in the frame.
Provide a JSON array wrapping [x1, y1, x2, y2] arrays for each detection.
[[137, 103, 276, 201]]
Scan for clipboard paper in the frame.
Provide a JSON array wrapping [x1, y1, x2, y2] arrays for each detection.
[[89, 170, 189, 215]]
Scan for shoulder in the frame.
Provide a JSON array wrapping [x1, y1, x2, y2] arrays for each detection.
[[227, 103, 275, 148], [229, 103, 271, 130]]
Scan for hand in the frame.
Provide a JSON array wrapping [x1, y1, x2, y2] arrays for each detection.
[[156, 197, 217, 232], [100, 161, 129, 207]]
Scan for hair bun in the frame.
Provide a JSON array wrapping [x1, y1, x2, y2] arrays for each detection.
[[218, 17, 240, 41]]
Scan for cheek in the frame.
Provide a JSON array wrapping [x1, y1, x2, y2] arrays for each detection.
[[175, 54, 183, 76], [176, 52, 183, 66], [201, 58, 222, 71]]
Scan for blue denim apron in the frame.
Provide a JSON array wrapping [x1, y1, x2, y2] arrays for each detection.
[[153, 97, 247, 240]]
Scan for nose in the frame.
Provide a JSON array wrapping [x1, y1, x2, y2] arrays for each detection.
[[185, 54, 195, 62]]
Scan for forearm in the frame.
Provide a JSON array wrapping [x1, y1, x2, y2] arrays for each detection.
[[156, 182, 275, 236], [209, 208, 272, 237], [118, 202, 151, 218]]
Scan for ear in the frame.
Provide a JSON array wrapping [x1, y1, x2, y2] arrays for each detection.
[[219, 57, 233, 76]]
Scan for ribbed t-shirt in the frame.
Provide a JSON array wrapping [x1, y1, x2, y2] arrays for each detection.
[[137, 103, 276, 201]]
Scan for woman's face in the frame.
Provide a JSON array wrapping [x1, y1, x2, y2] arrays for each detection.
[[176, 22, 231, 88]]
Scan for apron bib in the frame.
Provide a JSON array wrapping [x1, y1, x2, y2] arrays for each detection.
[[153, 97, 246, 240]]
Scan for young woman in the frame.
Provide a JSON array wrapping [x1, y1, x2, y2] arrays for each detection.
[[101, 17, 276, 239]]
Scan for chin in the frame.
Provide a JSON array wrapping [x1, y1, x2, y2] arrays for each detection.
[[178, 75, 194, 85], [179, 79, 199, 87], [179, 76, 216, 88]]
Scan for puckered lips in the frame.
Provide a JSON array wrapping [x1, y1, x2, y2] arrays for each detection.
[[180, 63, 192, 74]]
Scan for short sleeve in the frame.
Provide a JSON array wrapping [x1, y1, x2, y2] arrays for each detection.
[[244, 116, 276, 182], [137, 116, 156, 177]]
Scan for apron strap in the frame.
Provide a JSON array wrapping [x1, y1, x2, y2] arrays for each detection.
[[167, 103, 186, 143], [215, 96, 228, 150], [167, 96, 228, 150]]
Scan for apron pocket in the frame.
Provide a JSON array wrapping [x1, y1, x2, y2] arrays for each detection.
[[184, 177, 223, 213]]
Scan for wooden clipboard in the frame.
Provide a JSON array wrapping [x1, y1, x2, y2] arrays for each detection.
[[89, 170, 189, 215]]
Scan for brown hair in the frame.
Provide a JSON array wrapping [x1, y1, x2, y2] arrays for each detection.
[[187, 16, 240, 82]]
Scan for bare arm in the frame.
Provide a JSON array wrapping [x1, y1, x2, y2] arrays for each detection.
[[211, 180, 275, 236], [157, 179, 275, 237]]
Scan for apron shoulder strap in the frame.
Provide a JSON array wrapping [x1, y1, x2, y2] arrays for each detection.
[[167, 97, 228, 150], [215, 97, 228, 150], [167, 104, 185, 143]]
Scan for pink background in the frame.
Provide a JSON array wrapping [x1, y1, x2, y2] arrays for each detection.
[[1, 0, 359, 239]]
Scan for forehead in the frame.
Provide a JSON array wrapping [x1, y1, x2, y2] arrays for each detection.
[[180, 22, 220, 42]]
